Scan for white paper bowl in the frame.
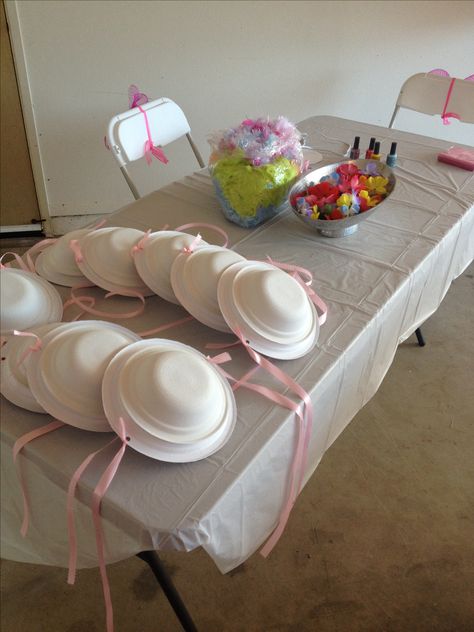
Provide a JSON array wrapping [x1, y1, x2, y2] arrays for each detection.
[[26, 321, 140, 431], [73, 227, 154, 296], [102, 339, 237, 462], [0, 323, 62, 412], [133, 230, 208, 304], [218, 260, 319, 360], [35, 228, 94, 287], [170, 245, 246, 332], [0, 268, 64, 335]]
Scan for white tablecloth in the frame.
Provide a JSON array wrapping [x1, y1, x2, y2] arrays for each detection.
[[1, 117, 473, 573]]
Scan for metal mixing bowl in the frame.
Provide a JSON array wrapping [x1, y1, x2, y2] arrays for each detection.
[[288, 159, 396, 237]]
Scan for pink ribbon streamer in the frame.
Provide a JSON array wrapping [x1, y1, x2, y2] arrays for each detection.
[[232, 330, 313, 556], [23, 238, 58, 273], [130, 229, 152, 255], [137, 105, 169, 166], [0, 252, 31, 272], [66, 436, 120, 585], [182, 233, 202, 254], [91, 419, 129, 632], [207, 352, 308, 555], [12, 420, 65, 537], [137, 314, 194, 338], [264, 256, 328, 326], [13, 330, 42, 368], [63, 283, 146, 321], [175, 222, 230, 248]]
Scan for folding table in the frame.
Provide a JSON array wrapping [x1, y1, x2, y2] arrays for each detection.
[[2, 116, 473, 630]]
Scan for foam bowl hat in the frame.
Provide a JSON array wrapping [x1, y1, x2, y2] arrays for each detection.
[[71, 227, 154, 296], [26, 320, 141, 432], [133, 230, 208, 304], [0, 267, 63, 335], [0, 322, 62, 413], [170, 245, 246, 332], [217, 260, 319, 360], [102, 339, 237, 462], [35, 228, 95, 287]]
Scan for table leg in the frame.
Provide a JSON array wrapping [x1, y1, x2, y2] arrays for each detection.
[[415, 327, 426, 347], [136, 550, 199, 632]]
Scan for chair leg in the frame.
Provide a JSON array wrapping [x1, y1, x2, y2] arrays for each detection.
[[136, 551, 199, 632], [415, 327, 426, 347]]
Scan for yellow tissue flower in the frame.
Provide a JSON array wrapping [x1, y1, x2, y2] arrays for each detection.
[[311, 210, 320, 220], [336, 194, 351, 207], [366, 176, 388, 194]]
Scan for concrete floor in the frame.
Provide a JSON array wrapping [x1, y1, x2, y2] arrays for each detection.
[[1, 253, 473, 632]]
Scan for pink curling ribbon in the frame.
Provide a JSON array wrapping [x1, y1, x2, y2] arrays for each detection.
[[207, 353, 307, 554], [175, 222, 230, 248], [66, 435, 120, 585], [130, 229, 152, 255], [69, 239, 84, 264], [63, 283, 146, 320], [265, 256, 313, 286], [265, 257, 328, 326], [91, 418, 129, 632], [137, 314, 194, 338], [23, 238, 58, 273], [13, 330, 42, 368], [182, 233, 202, 254], [0, 252, 31, 272], [137, 105, 169, 166], [232, 329, 313, 557], [428, 69, 474, 125], [12, 420, 65, 537]]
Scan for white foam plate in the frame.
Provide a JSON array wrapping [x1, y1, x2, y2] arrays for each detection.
[[170, 245, 245, 332], [102, 339, 237, 462], [0, 268, 63, 335], [217, 260, 319, 360], [0, 322, 62, 412], [27, 320, 140, 431]]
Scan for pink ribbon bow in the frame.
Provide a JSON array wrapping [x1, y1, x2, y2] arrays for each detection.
[[428, 69, 474, 125], [137, 105, 169, 165]]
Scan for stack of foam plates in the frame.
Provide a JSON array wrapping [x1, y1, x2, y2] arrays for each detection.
[[217, 260, 319, 360], [170, 245, 246, 332], [26, 321, 140, 432], [0, 322, 62, 412], [35, 228, 94, 287], [133, 230, 208, 304], [102, 339, 237, 462], [0, 268, 63, 335], [72, 227, 154, 296]]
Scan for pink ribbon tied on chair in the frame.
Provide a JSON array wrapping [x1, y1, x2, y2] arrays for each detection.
[[128, 85, 169, 165], [137, 104, 169, 165], [137, 105, 169, 165], [428, 69, 474, 125]]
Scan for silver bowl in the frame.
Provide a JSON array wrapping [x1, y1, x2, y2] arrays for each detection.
[[288, 159, 396, 237]]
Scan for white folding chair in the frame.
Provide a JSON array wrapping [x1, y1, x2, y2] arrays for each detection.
[[388, 72, 474, 129], [389, 72, 474, 348], [107, 97, 205, 200]]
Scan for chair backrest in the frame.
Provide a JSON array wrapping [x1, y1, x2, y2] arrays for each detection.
[[107, 97, 205, 199], [108, 97, 191, 166], [388, 73, 474, 128]]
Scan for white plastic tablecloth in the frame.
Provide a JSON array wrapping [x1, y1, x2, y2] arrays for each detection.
[[1, 116, 473, 574]]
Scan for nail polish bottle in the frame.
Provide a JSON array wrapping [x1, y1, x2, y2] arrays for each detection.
[[350, 136, 360, 159], [386, 142, 398, 167], [371, 141, 381, 160], [365, 137, 376, 159]]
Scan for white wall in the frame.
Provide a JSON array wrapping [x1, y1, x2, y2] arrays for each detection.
[[9, 0, 474, 231]]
